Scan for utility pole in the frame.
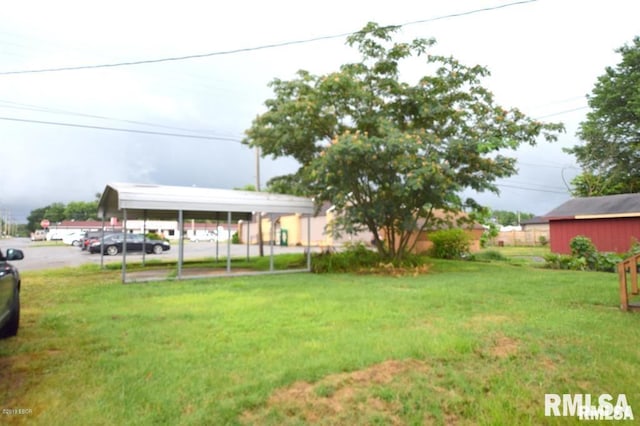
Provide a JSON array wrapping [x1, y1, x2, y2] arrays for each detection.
[[256, 146, 264, 257]]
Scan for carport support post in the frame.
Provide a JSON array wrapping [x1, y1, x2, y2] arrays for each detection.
[[142, 210, 147, 267], [100, 217, 105, 270], [122, 209, 128, 284], [306, 214, 311, 271], [226, 211, 231, 273], [178, 210, 184, 279], [246, 219, 250, 261], [269, 215, 274, 272]]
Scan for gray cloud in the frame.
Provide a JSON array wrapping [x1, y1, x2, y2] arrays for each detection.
[[1, 0, 638, 222]]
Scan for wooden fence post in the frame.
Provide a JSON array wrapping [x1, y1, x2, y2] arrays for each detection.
[[619, 261, 629, 311], [631, 255, 639, 295]]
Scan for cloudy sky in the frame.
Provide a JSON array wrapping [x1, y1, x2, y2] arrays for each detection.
[[1, 0, 638, 222]]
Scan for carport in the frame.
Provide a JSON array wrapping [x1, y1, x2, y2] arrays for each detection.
[[97, 182, 315, 283]]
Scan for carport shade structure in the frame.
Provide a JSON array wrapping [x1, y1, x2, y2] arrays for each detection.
[[97, 182, 316, 283]]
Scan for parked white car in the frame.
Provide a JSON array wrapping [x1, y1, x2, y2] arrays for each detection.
[[62, 232, 85, 246], [190, 227, 232, 242], [30, 230, 47, 241], [190, 232, 217, 242]]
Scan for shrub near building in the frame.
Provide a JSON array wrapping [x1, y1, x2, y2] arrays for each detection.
[[428, 229, 471, 260], [544, 235, 639, 272]]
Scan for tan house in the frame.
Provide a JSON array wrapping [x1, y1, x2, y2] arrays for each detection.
[[238, 208, 482, 254], [237, 203, 373, 247], [382, 211, 484, 254]]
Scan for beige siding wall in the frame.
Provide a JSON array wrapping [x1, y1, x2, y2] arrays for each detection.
[[496, 229, 550, 246]]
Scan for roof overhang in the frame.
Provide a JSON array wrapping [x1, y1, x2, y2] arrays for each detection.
[[574, 212, 640, 220], [548, 212, 640, 221], [98, 183, 315, 221]]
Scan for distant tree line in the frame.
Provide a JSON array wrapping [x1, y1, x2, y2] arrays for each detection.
[[26, 197, 100, 232], [491, 210, 534, 227]]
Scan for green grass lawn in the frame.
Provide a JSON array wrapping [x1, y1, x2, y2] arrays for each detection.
[[478, 245, 550, 265], [1, 258, 639, 425]]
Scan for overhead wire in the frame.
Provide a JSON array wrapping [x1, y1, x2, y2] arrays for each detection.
[[0, 98, 586, 145], [495, 183, 568, 194], [0, 0, 537, 76], [0, 116, 243, 142], [0, 98, 238, 137]]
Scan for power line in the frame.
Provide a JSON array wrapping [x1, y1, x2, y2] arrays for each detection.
[[0, 99, 587, 144], [517, 161, 578, 169], [535, 106, 589, 119], [501, 179, 568, 191], [496, 183, 568, 194], [0, 116, 243, 142], [0, 98, 234, 136], [0, 0, 536, 76]]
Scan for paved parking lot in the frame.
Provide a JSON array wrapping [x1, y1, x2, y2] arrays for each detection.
[[2, 238, 311, 271]]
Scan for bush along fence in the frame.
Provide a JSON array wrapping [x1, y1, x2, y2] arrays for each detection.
[[544, 235, 640, 272]]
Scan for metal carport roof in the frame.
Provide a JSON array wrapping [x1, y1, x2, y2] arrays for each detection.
[[97, 182, 315, 283], [98, 182, 315, 220]]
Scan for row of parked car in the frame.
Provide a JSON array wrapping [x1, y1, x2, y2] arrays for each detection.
[[79, 231, 171, 256], [31, 229, 172, 256]]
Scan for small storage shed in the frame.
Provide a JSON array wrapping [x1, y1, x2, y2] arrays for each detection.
[[545, 193, 640, 254], [97, 182, 315, 282]]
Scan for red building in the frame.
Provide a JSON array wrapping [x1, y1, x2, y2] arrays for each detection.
[[545, 193, 640, 254]]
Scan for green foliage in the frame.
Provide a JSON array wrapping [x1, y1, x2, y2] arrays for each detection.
[[265, 171, 309, 196], [244, 22, 563, 261], [472, 249, 508, 262], [311, 243, 381, 273], [231, 232, 240, 244], [479, 224, 498, 248], [233, 184, 256, 191], [569, 235, 598, 269], [543, 253, 585, 270], [428, 229, 470, 260], [544, 235, 630, 272], [538, 235, 549, 246], [491, 209, 534, 226], [469, 207, 497, 248], [566, 36, 640, 196], [26, 207, 48, 231], [27, 200, 99, 231], [594, 252, 625, 273], [311, 242, 428, 273], [145, 232, 164, 240], [64, 201, 99, 221]]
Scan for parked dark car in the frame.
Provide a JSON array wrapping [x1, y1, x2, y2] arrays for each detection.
[[80, 230, 120, 251], [1, 248, 24, 339], [89, 233, 170, 256]]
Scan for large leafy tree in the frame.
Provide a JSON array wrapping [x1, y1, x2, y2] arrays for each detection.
[[567, 36, 640, 196], [64, 201, 99, 221], [26, 207, 47, 232], [244, 23, 563, 260]]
